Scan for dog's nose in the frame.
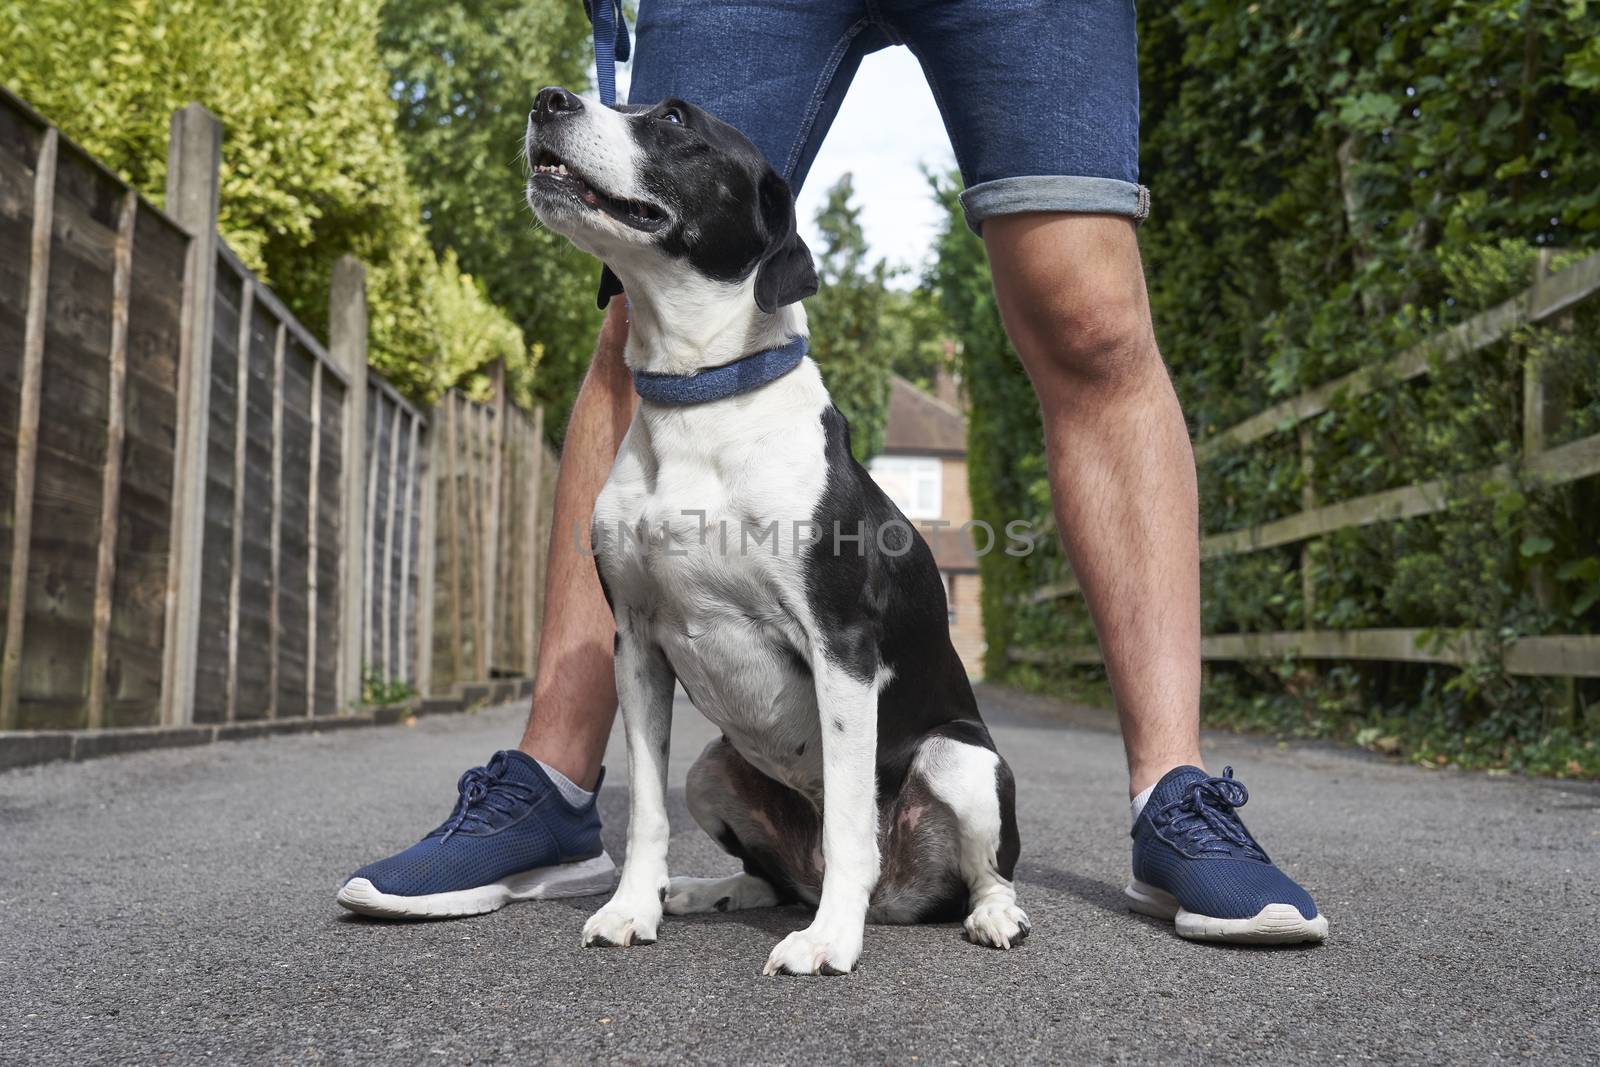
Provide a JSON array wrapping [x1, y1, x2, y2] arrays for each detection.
[[532, 86, 582, 122]]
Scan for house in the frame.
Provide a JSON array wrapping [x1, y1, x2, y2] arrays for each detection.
[[867, 373, 985, 679]]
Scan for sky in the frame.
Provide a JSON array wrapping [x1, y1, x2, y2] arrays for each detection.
[[609, 45, 955, 282]]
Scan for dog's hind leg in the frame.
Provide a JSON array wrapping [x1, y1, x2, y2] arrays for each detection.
[[911, 728, 1030, 949], [676, 737, 822, 912], [663, 873, 780, 915]]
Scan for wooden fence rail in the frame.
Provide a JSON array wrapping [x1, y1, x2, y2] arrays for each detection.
[[0, 87, 555, 733], [1015, 248, 1600, 681]]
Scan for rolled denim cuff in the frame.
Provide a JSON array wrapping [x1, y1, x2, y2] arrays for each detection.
[[959, 175, 1151, 234]]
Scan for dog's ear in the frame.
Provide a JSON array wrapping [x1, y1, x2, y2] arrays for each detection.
[[596, 264, 624, 309], [754, 170, 817, 314]]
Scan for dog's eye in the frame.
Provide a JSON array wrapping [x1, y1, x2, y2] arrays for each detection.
[[661, 107, 684, 125]]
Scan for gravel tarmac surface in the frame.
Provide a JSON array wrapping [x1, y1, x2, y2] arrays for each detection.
[[3, 685, 1597, 1064]]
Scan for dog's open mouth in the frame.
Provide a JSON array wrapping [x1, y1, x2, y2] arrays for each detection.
[[529, 150, 668, 233]]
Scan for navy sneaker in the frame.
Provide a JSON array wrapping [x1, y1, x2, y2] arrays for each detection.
[[337, 750, 617, 918], [1127, 765, 1328, 944]]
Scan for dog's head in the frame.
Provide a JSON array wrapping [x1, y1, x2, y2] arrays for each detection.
[[524, 87, 816, 314]]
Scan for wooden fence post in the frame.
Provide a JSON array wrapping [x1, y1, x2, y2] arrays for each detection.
[[1523, 250, 1569, 616], [267, 322, 285, 717], [414, 415, 438, 696], [1298, 422, 1318, 632], [1522, 250, 1570, 462], [85, 190, 139, 728], [223, 279, 256, 722], [1524, 249, 1577, 720], [0, 127, 58, 730], [380, 400, 402, 681], [445, 396, 465, 686], [482, 360, 506, 677], [331, 256, 368, 710], [397, 413, 419, 685], [158, 104, 222, 728], [305, 360, 323, 717]]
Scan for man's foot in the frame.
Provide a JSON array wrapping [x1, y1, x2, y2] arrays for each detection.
[[337, 750, 618, 919], [1127, 765, 1328, 945]]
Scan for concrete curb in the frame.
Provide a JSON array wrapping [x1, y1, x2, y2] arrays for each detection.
[[0, 677, 533, 772]]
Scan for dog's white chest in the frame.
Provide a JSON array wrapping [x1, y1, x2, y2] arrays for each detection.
[[593, 370, 833, 791]]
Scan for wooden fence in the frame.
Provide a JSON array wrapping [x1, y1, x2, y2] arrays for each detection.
[[1014, 249, 1600, 680], [0, 88, 556, 733], [429, 384, 553, 693]]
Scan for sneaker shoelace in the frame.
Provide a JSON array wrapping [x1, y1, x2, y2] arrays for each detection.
[[437, 753, 540, 840], [1160, 766, 1267, 860]]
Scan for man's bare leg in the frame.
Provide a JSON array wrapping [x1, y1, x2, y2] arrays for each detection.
[[514, 303, 635, 789], [982, 214, 1203, 798]]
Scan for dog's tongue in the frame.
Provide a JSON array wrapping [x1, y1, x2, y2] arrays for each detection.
[[581, 186, 600, 206]]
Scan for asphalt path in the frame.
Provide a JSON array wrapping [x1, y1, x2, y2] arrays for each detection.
[[3, 686, 1597, 1064]]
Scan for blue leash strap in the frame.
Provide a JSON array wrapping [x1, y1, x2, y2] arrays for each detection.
[[584, 0, 631, 106], [632, 337, 810, 406]]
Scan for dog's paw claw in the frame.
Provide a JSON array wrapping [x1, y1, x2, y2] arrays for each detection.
[[762, 926, 860, 977], [582, 904, 660, 949], [963, 900, 1031, 951]]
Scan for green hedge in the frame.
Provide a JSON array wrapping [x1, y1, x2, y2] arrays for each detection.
[[939, 1, 1600, 777]]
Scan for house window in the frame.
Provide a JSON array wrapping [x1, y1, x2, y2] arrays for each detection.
[[869, 455, 943, 519]]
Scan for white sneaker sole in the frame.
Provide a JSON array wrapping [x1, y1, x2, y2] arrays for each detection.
[[337, 852, 619, 919], [1125, 878, 1329, 944]]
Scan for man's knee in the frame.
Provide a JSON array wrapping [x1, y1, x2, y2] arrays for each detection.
[[1029, 285, 1155, 393], [984, 214, 1159, 394]]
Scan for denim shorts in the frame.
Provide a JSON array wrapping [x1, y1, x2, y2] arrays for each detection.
[[626, 0, 1148, 233]]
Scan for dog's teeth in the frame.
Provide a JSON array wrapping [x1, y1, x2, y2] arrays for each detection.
[[557, 164, 568, 175]]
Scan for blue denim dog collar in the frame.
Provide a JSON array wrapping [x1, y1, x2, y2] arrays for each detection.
[[631, 337, 808, 406]]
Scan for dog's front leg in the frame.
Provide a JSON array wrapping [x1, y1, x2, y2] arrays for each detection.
[[763, 659, 880, 976], [582, 626, 674, 948]]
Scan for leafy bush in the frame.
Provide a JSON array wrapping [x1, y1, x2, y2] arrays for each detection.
[[362, 667, 415, 707], [1, 0, 531, 404]]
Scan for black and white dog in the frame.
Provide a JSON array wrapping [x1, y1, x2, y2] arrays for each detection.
[[524, 87, 1027, 976]]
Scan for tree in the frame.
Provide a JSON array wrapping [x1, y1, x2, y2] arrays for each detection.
[[380, 0, 598, 435], [1, 0, 529, 405], [808, 174, 896, 462], [878, 285, 955, 392]]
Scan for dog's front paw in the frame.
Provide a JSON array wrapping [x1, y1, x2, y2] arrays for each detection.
[[582, 900, 661, 948], [963, 898, 1031, 950], [762, 924, 862, 976]]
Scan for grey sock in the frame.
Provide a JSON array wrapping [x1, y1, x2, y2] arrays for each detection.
[[536, 759, 594, 807], [1129, 782, 1156, 828]]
